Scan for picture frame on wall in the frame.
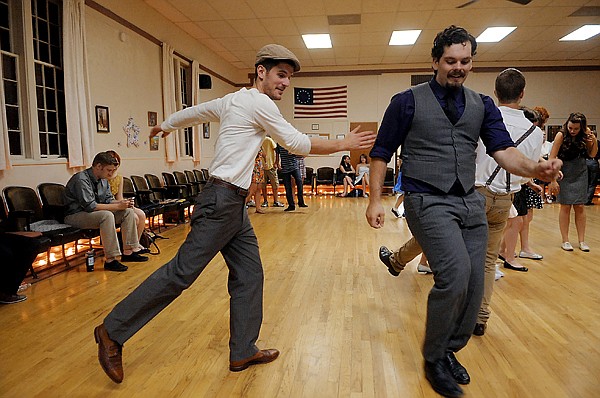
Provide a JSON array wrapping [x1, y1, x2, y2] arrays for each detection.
[[203, 122, 210, 139], [149, 136, 159, 151], [148, 111, 157, 127], [95, 105, 110, 133]]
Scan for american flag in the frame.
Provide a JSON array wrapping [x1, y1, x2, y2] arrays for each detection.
[[294, 86, 348, 119]]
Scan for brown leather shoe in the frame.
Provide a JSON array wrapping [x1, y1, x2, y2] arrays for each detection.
[[229, 349, 280, 372], [94, 324, 124, 383]]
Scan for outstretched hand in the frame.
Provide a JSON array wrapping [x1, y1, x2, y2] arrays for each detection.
[[344, 126, 377, 150], [150, 126, 170, 138]]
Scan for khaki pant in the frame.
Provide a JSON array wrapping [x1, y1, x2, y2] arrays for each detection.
[[390, 236, 423, 272], [475, 186, 513, 325], [65, 208, 138, 260]]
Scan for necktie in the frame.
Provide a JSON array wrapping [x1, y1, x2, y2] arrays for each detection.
[[445, 93, 459, 125]]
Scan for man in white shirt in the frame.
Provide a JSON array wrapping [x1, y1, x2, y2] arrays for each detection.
[[473, 68, 543, 336], [93, 44, 376, 383]]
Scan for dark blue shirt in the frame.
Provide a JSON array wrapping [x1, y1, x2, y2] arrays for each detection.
[[276, 144, 299, 173], [370, 79, 515, 193]]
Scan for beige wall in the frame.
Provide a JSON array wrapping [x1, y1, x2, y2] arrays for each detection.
[[1, 1, 599, 190]]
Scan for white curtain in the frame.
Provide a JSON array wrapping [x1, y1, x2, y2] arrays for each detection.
[[0, 55, 10, 170], [63, 0, 94, 168], [161, 43, 177, 162], [191, 60, 201, 163]]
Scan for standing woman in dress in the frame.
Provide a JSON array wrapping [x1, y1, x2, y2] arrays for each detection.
[[548, 113, 598, 251]]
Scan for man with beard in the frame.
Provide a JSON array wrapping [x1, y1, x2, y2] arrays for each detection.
[[366, 26, 561, 397]]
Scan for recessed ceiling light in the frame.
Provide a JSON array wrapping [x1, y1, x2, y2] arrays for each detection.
[[389, 30, 421, 46], [560, 25, 600, 41], [476, 27, 516, 43], [302, 34, 332, 49]]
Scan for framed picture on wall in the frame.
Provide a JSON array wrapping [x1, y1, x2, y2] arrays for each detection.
[[148, 111, 157, 127], [150, 136, 159, 151], [203, 123, 210, 139], [95, 105, 110, 132], [336, 134, 345, 140]]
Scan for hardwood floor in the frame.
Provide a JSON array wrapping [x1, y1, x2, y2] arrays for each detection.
[[1, 196, 599, 397]]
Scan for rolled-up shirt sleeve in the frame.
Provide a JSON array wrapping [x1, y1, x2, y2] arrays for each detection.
[[480, 95, 516, 154], [369, 90, 414, 162]]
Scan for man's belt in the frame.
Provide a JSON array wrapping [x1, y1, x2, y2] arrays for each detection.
[[208, 177, 248, 197]]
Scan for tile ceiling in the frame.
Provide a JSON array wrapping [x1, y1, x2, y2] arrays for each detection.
[[143, 0, 600, 70]]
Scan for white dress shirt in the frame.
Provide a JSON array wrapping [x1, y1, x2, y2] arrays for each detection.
[[161, 88, 311, 189], [475, 106, 544, 194]]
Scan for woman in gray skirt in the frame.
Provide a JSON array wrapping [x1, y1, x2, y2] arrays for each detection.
[[548, 113, 598, 251]]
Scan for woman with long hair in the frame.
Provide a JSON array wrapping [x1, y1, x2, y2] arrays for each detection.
[[548, 113, 598, 251], [354, 154, 370, 197], [338, 155, 355, 197]]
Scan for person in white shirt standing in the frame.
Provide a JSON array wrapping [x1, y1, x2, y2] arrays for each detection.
[[93, 44, 376, 384], [472, 68, 544, 336]]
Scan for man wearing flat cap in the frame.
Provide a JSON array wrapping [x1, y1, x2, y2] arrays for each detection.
[[93, 44, 376, 383]]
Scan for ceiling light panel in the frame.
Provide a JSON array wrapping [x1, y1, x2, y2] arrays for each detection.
[[389, 30, 422, 46], [477, 27, 517, 43], [302, 34, 332, 48]]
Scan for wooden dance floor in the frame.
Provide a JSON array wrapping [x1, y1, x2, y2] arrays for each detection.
[[1, 195, 599, 397]]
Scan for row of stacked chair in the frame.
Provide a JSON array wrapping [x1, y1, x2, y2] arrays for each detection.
[[0, 169, 210, 278]]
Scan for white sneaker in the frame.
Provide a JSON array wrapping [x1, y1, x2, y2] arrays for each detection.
[[561, 242, 574, 251], [417, 263, 432, 274], [391, 208, 401, 218], [398, 202, 405, 217], [579, 242, 590, 252], [495, 265, 504, 281], [246, 200, 255, 207]]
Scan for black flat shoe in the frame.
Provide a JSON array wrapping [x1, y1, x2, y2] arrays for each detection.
[[379, 246, 400, 276], [503, 261, 528, 272], [104, 260, 128, 272], [121, 252, 149, 262], [473, 323, 486, 336]]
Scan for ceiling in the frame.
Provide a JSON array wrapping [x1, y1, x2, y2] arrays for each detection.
[[143, 0, 600, 71]]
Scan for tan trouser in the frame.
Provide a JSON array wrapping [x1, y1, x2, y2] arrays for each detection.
[[475, 186, 514, 325], [390, 236, 423, 272], [65, 208, 138, 260]]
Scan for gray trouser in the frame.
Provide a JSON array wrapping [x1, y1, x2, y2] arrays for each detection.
[[65, 208, 137, 259], [404, 190, 487, 363], [104, 182, 264, 361]]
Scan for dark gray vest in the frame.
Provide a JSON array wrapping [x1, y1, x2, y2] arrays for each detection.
[[402, 83, 484, 193]]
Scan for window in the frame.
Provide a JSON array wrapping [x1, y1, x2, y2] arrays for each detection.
[[174, 57, 193, 157], [0, 0, 67, 160]]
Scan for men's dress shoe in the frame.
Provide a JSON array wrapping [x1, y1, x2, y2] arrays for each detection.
[[104, 260, 128, 272], [473, 323, 486, 336], [445, 352, 470, 385], [379, 246, 400, 277], [298, 203, 308, 208], [424, 360, 463, 397], [94, 324, 124, 383], [229, 349, 280, 372], [136, 248, 151, 255], [503, 261, 528, 272], [284, 206, 295, 212], [519, 251, 543, 260], [121, 252, 149, 262]]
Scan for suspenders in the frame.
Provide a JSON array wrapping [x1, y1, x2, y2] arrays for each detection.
[[485, 124, 537, 193]]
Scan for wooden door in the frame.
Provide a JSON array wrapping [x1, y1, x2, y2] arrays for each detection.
[[349, 122, 378, 167]]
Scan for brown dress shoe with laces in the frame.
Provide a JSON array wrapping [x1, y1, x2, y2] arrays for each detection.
[[229, 349, 280, 372], [94, 324, 124, 383]]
